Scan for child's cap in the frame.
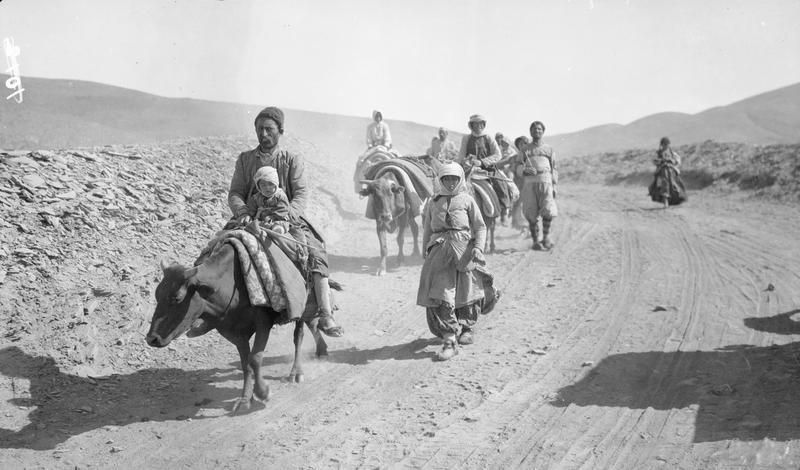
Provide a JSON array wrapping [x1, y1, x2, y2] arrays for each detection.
[[254, 166, 279, 187]]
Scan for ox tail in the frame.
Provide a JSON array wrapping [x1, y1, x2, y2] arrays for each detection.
[[329, 279, 343, 291]]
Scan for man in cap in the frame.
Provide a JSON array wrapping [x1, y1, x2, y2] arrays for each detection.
[[514, 120, 558, 250], [457, 114, 501, 168], [457, 115, 513, 218], [228, 106, 344, 336]]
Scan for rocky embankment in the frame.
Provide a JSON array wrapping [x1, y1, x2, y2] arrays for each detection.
[[0, 136, 349, 378]]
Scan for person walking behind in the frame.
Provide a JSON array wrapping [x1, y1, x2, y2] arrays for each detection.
[[515, 121, 558, 250], [510, 136, 530, 233], [417, 162, 500, 361], [648, 136, 687, 208]]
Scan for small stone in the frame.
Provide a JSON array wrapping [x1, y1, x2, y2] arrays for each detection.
[[581, 361, 594, 367]]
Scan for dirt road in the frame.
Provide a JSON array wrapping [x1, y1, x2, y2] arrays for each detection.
[[2, 183, 800, 469]]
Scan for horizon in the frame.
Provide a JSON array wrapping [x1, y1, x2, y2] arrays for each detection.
[[1, 1, 799, 138], [3, 72, 797, 138]]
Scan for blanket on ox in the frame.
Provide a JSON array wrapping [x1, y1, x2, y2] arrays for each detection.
[[470, 178, 502, 219], [201, 228, 308, 323], [363, 157, 437, 220], [354, 147, 396, 193]]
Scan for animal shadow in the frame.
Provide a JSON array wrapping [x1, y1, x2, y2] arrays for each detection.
[[0, 346, 240, 450]]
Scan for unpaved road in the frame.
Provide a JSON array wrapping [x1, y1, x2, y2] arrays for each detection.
[[2, 183, 800, 469]]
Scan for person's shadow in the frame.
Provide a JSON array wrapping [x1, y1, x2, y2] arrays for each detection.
[[552, 310, 800, 443], [0, 346, 241, 450]]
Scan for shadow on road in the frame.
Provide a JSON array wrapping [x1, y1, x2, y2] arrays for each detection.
[[329, 253, 424, 275], [0, 346, 240, 450], [744, 309, 800, 335], [552, 336, 800, 442], [258, 337, 439, 368]]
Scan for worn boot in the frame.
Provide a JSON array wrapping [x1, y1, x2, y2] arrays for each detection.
[[541, 217, 555, 250], [530, 221, 542, 250], [313, 274, 344, 337]]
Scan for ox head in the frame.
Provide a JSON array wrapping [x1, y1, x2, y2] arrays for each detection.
[[359, 174, 405, 232], [145, 259, 218, 348]]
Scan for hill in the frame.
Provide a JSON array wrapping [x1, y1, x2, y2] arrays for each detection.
[[0, 75, 442, 158], [549, 82, 800, 157]]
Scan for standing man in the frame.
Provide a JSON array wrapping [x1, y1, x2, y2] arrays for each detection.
[[427, 127, 458, 163], [228, 106, 344, 336], [515, 121, 558, 251], [366, 110, 392, 150]]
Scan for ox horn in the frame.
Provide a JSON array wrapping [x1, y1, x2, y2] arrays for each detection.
[[160, 259, 172, 271], [359, 179, 373, 185]]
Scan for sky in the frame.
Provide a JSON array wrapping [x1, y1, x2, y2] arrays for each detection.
[[1, 0, 799, 137]]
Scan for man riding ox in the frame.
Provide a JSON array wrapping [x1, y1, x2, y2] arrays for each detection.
[[147, 106, 344, 412], [454, 114, 510, 252]]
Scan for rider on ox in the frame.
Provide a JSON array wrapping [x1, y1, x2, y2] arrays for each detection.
[[515, 121, 558, 251], [457, 115, 514, 217], [366, 110, 392, 149], [228, 106, 344, 336]]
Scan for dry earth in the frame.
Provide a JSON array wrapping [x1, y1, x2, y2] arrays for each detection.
[[1, 138, 800, 469]]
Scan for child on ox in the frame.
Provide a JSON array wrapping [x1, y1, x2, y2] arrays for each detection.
[[246, 166, 308, 267]]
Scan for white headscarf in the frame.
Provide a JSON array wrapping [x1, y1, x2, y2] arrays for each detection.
[[254, 166, 279, 196], [437, 162, 467, 197]]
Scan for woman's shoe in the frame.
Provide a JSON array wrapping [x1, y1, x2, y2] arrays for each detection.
[[458, 329, 474, 345], [437, 341, 458, 361]]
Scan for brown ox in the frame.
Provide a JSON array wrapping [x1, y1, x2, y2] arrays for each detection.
[[359, 172, 421, 276], [145, 244, 335, 413]]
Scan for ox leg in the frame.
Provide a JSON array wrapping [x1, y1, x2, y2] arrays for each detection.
[[289, 321, 305, 383], [409, 215, 421, 257], [306, 320, 329, 358], [376, 225, 388, 276], [396, 215, 406, 266], [222, 332, 253, 414], [232, 313, 273, 413]]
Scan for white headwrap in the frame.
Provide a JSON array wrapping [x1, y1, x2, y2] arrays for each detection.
[[254, 166, 279, 195], [437, 162, 467, 196]]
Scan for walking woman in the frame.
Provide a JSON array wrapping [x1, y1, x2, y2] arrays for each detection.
[[648, 137, 688, 208], [417, 162, 500, 361]]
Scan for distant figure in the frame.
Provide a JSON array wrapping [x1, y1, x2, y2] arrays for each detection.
[[648, 137, 687, 208], [427, 127, 458, 163], [515, 121, 558, 251], [494, 132, 521, 225], [366, 110, 392, 150], [417, 162, 500, 361], [510, 136, 530, 231]]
